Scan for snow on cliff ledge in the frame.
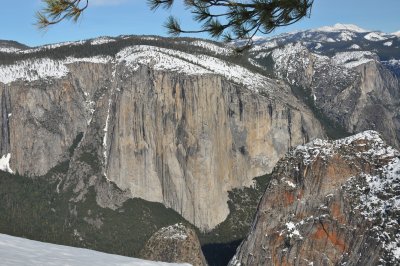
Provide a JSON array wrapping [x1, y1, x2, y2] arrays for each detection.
[[0, 153, 14, 174], [0, 234, 191, 266], [0, 56, 112, 84], [294, 130, 399, 166]]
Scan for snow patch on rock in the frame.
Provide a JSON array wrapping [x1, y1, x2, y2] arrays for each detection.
[[314, 43, 323, 50], [346, 156, 400, 263], [364, 32, 388, 41], [332, 51, 375, 68], [282, 178, 296, 188], [0, 153, 13, 174], [349, 44, 361, 50], [383, 41, 393, 47], [285, 222, 302, 238], [159, 223, 188, 240]]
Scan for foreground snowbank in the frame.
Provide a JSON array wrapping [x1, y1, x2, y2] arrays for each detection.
[[0, 234, 191, 266]]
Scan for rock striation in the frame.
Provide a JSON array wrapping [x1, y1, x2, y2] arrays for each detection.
[[0, 37, 325, 230], [140, 223, 207, 266], [231, 131, 400, 265]]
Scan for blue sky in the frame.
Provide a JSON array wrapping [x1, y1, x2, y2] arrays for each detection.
[[1, 0, 399, 47]]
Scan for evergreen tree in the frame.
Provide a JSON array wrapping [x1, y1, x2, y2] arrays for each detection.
[[36, 0, 313, 47]]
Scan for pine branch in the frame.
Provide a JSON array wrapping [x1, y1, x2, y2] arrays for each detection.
[[36, 0, 88, 28], [36, 0, 314, 50]]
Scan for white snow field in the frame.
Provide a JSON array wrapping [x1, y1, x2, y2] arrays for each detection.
[[0, 234, 191, 266]]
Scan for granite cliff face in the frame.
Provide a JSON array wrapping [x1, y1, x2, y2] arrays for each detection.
[[140, 223, 207, 266], [248, 24, 400, 146], [231, 131, 400, 265], [0, 37, 324, 230]]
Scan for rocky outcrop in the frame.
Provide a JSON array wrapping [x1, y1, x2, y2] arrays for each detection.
[[348, 61, 400, 146], [230, 131, 400, 265], [255, 41, 400, 147], [0, 39, 325, 230], [140, 223, 207, 266]]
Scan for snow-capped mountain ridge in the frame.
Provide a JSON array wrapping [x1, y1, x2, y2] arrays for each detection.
[[243, 23, 399, 57], [2, 24, 398, 57], [312, 23, 368, 33]]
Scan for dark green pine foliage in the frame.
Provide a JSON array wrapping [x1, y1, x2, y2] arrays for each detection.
[[37, 0, 313, 49], [149, 0, 313, 48]]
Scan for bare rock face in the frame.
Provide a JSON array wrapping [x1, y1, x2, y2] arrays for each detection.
[[0, 61, 112, 176], [231, 131, 400, 265], [0, 40, 325, 230], [140, 223, 207, 266], [263, 42, 400, 147], [103, 66, 324, 230]]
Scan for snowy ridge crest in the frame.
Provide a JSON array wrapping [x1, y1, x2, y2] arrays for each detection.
[[294, 130, 399, 166], [313, 23, 368, 33], [117, 45, 274, 91], [332, 51, 377, 68], [18, 40, 86, 54]]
